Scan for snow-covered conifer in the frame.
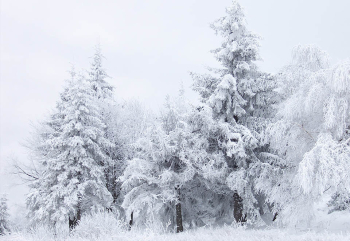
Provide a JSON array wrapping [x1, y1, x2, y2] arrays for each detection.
[[192, 1, 277, 126], [191, 0, 277, 224], [0, 195, 10, 235], [87, 44, 113, 100], [86, 45, 126, 212], [27, 70, 113, 229]]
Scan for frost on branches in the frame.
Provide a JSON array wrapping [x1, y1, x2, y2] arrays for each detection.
[[192, 1, 276, 127], [265, 45, 350, 226], [120, 86, 265, 230], [191, 0, 277, 224], [120, 92, 193, 231], [27, 70, 113, 229], [87, 44, 113, 100], [87, 45, 125, 212]]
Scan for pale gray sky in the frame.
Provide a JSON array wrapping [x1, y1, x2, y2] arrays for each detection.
[[1, 0, 350, 215]]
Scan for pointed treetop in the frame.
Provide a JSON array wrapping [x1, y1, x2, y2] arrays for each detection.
[[210, 0, 260, 77], [88, 43, 114, 99]]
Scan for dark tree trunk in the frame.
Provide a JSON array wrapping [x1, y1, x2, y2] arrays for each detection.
[[233, 192, 246, 223], [69, 207, 81, 232], [175, 186, 183, 233], [128, 211, 133, 231], [272, 212, 278, 221], [52, 221, 57, 237]]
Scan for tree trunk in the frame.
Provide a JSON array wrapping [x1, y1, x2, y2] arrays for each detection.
[[233, 192, 246, 223], [69, 207, 81, 232], [272, 212, 278, 221], [128, 211, 133, 231], [175, 186, 183, 233]]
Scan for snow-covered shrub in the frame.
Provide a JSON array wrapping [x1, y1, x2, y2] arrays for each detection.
[[71, 211, 127, 239], [328, 192, 350, 213], [10, 223, 69, 241]]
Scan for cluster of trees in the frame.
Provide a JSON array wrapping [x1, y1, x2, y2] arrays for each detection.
[[12, 0, 349, 233], [0, 195, 10, 235]]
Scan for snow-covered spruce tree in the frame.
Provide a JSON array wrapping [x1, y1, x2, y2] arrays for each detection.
[[27, 70, 113, 230], [25, 68, 79, 227], [86, 45, 125, 212], [192, 0, 277, 125], [191, 0, 277, 224], [264, 45, 350, 226], [0, 195, 10, 235], [183, 104, 261, 226]]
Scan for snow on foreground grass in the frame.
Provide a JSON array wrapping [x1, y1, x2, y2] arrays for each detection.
[[2, 227, 350, 241], [2, 212, 349, 241]]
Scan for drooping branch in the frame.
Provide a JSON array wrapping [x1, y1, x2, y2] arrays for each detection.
[[11, 158, 40, 183]]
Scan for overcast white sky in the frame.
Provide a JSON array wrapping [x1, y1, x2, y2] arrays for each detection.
[[1, 0, 350, 214]]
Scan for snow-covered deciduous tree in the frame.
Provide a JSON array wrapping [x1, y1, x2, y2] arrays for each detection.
[[27, 70, 113, 230], [116, 99, 155, 154], [264, 45, 350, 226], [102, 98, 155, 216], [0, 194, 10, 235], [120, 92, 191, 232]]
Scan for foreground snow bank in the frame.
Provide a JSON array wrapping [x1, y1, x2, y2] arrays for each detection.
[[2, 226, 350, 241]]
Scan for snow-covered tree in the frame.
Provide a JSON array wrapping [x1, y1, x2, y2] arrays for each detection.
[[263, 45, 350, 226], [102, 98, 155, 215], [87, 44, 113, 100], [116, 99, 155, 155], [191, 0, 277, 224], [192, 1, 277, 126], [120, 86, 262, 230], [27, 70, 113, 230], [0, 195, 10, 235], [86, 45, 125, 212], [120, 92, 190, 232]]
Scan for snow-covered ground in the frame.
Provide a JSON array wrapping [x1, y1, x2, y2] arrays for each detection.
[[1, 226, 350, 241], [2, 208, 349, 241]]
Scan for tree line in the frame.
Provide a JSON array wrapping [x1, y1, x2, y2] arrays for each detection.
[[6, 0, 350, 234]]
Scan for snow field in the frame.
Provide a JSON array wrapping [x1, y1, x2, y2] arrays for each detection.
[[2, 227, 350, 241]]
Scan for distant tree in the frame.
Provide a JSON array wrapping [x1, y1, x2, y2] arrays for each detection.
[[27, 70, 113, 230], [0, 195, 10, 235], [87, 44, 113, 100], [116, 99, 155, 150]]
